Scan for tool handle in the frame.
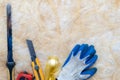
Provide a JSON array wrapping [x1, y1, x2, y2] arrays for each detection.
[[32, 58, 44, 80], [32, 62, 39, 80], [6, 62, 15, 80], [36, 58, 44, 80]]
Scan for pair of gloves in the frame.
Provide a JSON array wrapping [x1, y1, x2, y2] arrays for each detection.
[[57, 44, 98, 80]]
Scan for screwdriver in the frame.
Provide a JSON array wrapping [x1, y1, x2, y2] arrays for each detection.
[[6, 4, 15, 80]]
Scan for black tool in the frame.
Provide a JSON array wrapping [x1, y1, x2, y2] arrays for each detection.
[[6, 4, 15, 80]]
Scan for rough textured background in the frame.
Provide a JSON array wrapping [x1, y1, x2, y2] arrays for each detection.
[[0, 0, 120, 80]]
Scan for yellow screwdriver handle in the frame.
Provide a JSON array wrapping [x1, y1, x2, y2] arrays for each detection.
[[45, 56, 60, 80], [31, 58, 44, 80]]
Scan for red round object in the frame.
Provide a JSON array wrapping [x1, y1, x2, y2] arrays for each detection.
[[16, 72, 33, 80]]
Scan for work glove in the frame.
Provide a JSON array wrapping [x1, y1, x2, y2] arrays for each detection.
[[57, 44, 98, 80]]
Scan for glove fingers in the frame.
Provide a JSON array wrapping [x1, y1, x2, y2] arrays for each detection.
[[80, 68, 97, 79], [80, 45, 96, 59], [85, 55, 98, 68], [78, 44, 88, 59], [62, 44, 80, 67]]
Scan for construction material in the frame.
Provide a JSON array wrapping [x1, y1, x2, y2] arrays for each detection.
[[57, 44, 98, 80], [45, 56, 60, 80], [6, 4, 15, 80], [26, 40, 44, 80]]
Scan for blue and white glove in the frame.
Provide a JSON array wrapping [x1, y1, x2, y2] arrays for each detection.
[[57, 44, 98, 80]]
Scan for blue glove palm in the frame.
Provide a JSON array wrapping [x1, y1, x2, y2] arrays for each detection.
[[57, 44, 98, 80]]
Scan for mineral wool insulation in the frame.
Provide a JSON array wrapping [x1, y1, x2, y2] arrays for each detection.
[[0, 0, 120, 80]]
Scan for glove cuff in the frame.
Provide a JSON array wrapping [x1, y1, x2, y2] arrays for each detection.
[[57, 70, 73, 80]]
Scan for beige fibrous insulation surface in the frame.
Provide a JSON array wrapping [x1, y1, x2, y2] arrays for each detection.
[[0, 0, 120, 80]]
